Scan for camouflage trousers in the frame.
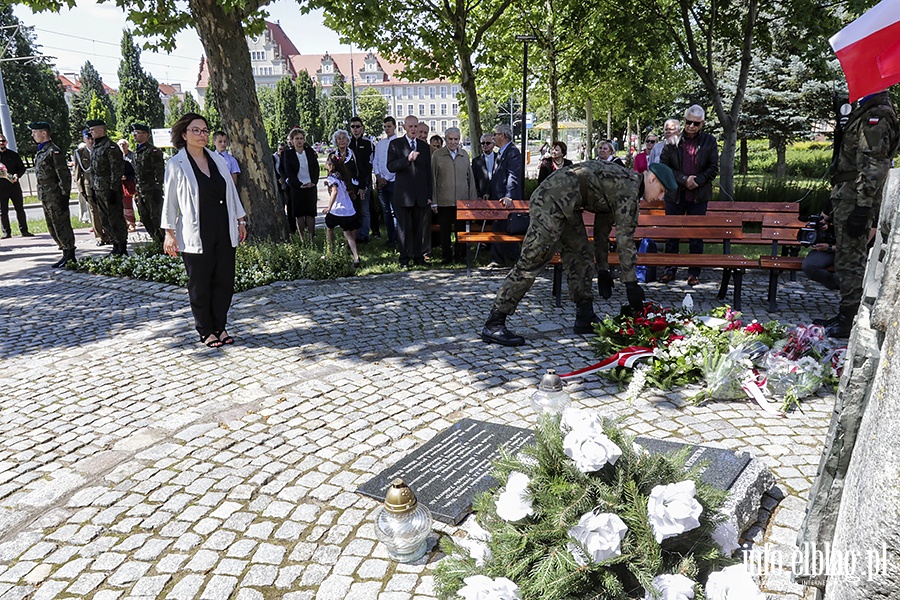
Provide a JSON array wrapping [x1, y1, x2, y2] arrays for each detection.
[[136, 188, 164, 242], [41, 193, 75, 251], [492, 195, 595, 315], [93, 187, 128, 244], [832, 192, 874, 312]]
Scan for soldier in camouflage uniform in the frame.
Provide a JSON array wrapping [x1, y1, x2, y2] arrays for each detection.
[[87, 119, 129, 256], [131, 123, 166, 242], [825, 90, 899, 338], [482, 161, 678, 346], [28, 121, 75, 268]]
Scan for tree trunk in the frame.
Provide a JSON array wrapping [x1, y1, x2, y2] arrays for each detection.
[[775, 142, 787, 179], [718, 115, 738, 201], [739, 138, 748, 175], [188, 0, 287, 241], [548, 54, 559, 143], [458, 48, 482, 144]]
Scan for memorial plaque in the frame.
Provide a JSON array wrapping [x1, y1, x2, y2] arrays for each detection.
[[357, 418, 535, 524], [358, 419, 753, 525]]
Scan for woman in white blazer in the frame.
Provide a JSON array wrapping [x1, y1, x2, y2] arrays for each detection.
[[162, 112, 247, 348]]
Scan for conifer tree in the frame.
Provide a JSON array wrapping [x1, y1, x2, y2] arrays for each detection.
[[295, 70, 321, 142], [181, 92, 202, 116], [165, 95, 184, 127], [70, 61, 116, 143], [321, 73, 352, 140], [0, 8, 70, 154], [116, 29, 165, 133], [273, 76, 300, 146], [257, 86, 278, 150], [203, 86, 223, 134]]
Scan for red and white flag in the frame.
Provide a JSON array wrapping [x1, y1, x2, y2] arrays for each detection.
[[829, 0, 900, 102]]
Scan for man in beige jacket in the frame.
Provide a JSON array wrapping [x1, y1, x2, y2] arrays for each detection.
[[431, 127, 478, 264]]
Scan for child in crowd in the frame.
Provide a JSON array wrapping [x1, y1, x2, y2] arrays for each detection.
[[324, 154, 361, 267]]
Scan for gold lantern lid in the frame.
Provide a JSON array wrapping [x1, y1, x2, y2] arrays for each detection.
[[384, 478, 418, 514], [538, 369, 564, 392]]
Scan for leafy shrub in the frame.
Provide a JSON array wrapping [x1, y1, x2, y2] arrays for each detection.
[[739, 139, 832, 178], [70, 236, 354, 292]]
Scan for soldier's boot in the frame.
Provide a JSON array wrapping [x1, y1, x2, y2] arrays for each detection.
[[825, 306, 857, 339], [481, 309, 525, 346], [573, 300, 599, 334], [51, 249, 75, 268], [812, 314, 840, 327], [110, 241, 128, 256]]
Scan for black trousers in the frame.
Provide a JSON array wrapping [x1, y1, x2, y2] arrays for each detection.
[[394, 204, 430, 264], [0, 183, 28, 234], [435, 205, 463, 261], [182, 239, 236, 338]]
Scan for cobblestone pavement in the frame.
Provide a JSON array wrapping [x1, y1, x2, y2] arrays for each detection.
[[0, 233, 837, 599]]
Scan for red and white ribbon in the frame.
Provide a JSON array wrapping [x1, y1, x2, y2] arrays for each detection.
[[559, 347, 655, 379]]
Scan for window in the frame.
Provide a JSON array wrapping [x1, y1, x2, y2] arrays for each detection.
[[451, 85, 459, 94], [397, 88, 403, 99], [417, 86, 424, 98], [429, 105, 436, 115], [452, 120, 458, 128], [429, 86, 435, 99], [324, 64, 332, 73], [452, 103, 458, 115], [418, 104, 425, 115], [440, 86, 447, 98], [397, 105, 403, 117], [441, 104, 447, 116], [430, 121, 436, 131], [441, 120, 447, 131], [406, 86, 413, 98], [408, 104, 413, 115]]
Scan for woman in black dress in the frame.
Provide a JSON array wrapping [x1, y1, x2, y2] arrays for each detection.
[[161, 113, 248, 348], [537, 141, 573, 183], [283, 127, 320, 242]]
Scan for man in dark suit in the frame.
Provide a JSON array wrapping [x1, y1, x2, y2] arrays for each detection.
[[388, 115, 433, 267], [489, 124, 524, 265], [471, 134, 496, 199]]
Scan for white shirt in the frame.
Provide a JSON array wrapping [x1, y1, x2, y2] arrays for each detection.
[[449, 149, 458, 160], [406, 136, 417, 152], [295, 150, 311, 184], [484, 152, 495, 175], [374, 134, 397, 182]]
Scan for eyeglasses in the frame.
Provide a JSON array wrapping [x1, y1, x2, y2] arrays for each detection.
[[685, 120, 703, 127], [188, 127, 211, 136], [0, 140, 6, 144], [350, 124, 362, 129], [646, 140, 657, 144], [481, 141, 493, 146]]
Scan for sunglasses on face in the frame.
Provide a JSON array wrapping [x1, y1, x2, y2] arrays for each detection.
[[481, 141, 493, 146], [646, 140, 657, 144], [685, 120, 703, 127], [350, 124, 362, 129]]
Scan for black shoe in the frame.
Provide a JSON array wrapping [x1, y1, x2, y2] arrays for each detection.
[[481, 309, 525, 346], [826, 311, 855, 338], [1, 232, 10, 239], [573, 300, 599, 334], [659, 272, 676, 284], [399, 260, 411, 269], [21, 231, 34, 237], [813, 314, 840, 327]]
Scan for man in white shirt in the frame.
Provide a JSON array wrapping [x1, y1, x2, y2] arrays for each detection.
[[374, 116, 398, 245], [648, 119, 681, 165]]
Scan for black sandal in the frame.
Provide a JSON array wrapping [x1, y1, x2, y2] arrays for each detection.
[[218, 331, 235, 345], [202, 334, 224, 348]]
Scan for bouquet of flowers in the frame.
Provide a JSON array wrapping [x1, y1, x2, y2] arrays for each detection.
[[435, 410, 768, 600]]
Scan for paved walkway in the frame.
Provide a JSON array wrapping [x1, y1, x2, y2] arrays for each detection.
[[0, 232, 835, 599]]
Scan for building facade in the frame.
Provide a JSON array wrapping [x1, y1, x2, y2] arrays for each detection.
[[195, 21, 461, 137]]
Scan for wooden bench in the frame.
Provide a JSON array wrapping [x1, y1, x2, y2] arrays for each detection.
[[456, 200, 756, 310]]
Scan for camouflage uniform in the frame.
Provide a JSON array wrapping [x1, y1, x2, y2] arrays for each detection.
[[493, 161, 641, 315], [90, 135, 128, 245], [73, 144, 104, 240], [34, 141, 74, 251], [831, 91, 899, 313], [133, 141, 166, 242]]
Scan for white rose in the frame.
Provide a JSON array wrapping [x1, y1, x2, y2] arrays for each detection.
[[561, 407, 604, 433], [458, 518, 492, 566], [458, 574, 522, 600], [495, 471, 534, 522], [563, 425, 622, 473], [567, 511, 628, 566], [644, 573, 696, 600], [705, 565, 766, 600], [647, 480, 703, 543], [712, 519, 741, 556]]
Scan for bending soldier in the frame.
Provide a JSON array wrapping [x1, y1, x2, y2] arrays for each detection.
[[29, 121, 75, 267], [131, 123, 166, 242], [481, 161, 677, 346], [824, 90, 899, 338]]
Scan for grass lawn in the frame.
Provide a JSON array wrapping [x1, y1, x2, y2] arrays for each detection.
[[6, 215, 85, 236]]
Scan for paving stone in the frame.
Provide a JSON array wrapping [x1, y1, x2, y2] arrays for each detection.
[[130, 574, 170, 596], [166, 573, 205, 599]]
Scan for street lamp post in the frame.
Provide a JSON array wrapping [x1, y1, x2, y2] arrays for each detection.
[[515, 34, 536, 181]]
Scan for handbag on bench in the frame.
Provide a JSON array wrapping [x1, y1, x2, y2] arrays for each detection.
[[506, 212, 531, 235]]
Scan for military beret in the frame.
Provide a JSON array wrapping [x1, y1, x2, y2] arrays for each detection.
[[648, 162, 678, 192], [85, 119, 106, 128], [131, 123, 150, 133], [27, 121, 52, 131]]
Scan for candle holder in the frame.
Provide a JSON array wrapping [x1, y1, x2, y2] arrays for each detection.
[[374, 479, 433, 563]]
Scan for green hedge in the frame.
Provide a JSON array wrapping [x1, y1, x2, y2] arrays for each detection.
[[740, 140, 832, 178]]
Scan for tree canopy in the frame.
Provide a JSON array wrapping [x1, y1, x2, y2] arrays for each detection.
[[116, 29, 165, 134], [356, 87, 388, 137]]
